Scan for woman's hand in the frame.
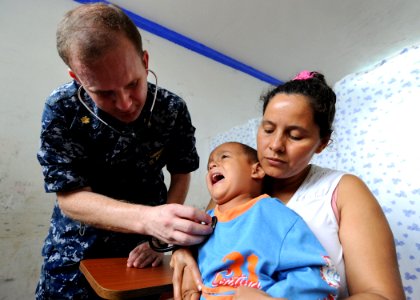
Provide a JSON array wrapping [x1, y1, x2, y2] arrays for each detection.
[[181, 265, 201, 300], [170, 248, 203, 300], [233, 287, 286, 300], [127, 242, 163, 268]]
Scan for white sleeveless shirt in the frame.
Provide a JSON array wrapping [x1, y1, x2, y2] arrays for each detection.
[[286, 164, 348, 298]]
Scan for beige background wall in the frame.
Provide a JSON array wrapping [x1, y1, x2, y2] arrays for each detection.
[[0, 0, 267, 299]]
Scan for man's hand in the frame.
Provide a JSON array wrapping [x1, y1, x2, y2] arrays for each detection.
[[127, 242, 163, 268], [143, 204, 213, 246]]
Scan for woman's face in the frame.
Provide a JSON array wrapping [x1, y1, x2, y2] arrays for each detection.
[[257, 93, 328, 179]]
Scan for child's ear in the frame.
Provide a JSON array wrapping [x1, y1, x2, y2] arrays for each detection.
[[251, 162, 265, 179]]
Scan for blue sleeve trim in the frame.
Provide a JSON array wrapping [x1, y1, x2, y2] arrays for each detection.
[[73, 0, 283, 86]]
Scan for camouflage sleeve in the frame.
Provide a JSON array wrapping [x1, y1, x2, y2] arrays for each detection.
[[37, 97, 89, 193], [165, 98, 200, 174]]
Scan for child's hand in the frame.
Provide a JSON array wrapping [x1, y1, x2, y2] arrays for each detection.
[[127, 241, 163, 268]]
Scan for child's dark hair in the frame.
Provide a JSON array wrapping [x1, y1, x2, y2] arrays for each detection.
[[260, 71, 336, 139], [237, 143, 259, 164]]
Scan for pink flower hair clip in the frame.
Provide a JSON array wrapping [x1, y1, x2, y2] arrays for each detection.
[[293, 70, 314, 81]]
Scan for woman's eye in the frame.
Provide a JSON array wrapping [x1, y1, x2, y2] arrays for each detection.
[[289, 133, 303, 141], [263, 127, 274, 134]]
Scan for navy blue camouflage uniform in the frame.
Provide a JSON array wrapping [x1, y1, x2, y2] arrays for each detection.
[[35, 81, 199, 299]]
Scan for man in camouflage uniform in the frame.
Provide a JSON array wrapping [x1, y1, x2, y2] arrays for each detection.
[[36, 3, 212, 299]]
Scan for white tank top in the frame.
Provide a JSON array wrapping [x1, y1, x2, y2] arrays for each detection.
[[286, 164, 348, 298]]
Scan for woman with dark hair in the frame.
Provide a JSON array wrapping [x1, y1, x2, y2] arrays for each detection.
[[171, 71, 405, 299]]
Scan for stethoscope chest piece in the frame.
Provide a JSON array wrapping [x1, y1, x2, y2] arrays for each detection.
[[148, 216, 218, 253], [210, 216, 217, 230]]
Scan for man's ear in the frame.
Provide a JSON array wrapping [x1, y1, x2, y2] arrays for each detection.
[[142, 50, 149, 70], [251, 162, 265, 179], [68, 69, 79, 82]]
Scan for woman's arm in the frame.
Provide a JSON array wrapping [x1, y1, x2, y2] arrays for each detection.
[[170, 247, 202, 300], [337, 175, 405, 299]]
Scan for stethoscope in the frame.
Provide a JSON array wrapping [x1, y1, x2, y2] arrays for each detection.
[[76, 69, 159, 134]]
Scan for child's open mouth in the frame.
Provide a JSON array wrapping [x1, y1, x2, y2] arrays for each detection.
[[211, 172, 225, 184]]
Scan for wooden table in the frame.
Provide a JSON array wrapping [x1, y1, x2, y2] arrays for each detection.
[[80, 255, 173, 299]]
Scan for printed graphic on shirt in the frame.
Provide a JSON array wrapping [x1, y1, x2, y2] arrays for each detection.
[[211, 252, 262, 289], [321, 256, 340, 289]]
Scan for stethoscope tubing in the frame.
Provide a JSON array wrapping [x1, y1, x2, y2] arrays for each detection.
[[76, 69, 159, 135]]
